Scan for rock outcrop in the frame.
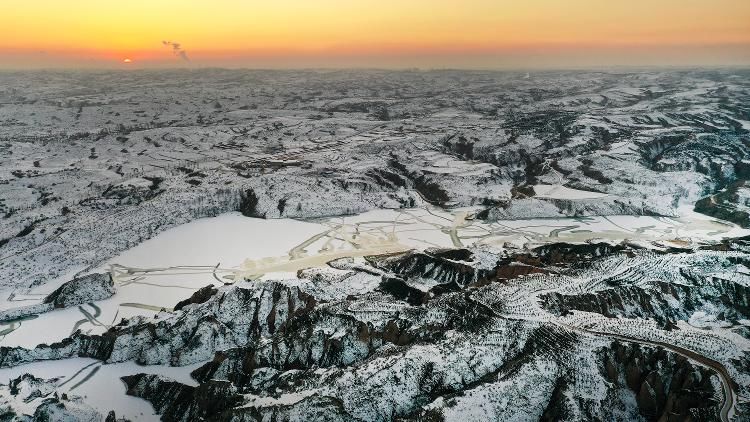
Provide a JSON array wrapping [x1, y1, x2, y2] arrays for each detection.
[[0, 273, 115, 322], [43, 273, 116, 309], [0, 373, 103, 421]]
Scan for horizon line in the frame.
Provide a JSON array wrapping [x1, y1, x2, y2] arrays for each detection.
[[2, 64, 750, 72]]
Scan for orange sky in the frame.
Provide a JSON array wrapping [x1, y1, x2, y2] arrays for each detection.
[[2, 0, 749, 68]]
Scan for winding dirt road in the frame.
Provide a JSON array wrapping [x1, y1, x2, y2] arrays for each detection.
[[554, 321, 737, 422]]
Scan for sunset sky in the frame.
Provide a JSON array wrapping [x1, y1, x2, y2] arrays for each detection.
[[2, 0, 749, 69]]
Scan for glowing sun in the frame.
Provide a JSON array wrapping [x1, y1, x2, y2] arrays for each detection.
[[123, 58, 132, 63]]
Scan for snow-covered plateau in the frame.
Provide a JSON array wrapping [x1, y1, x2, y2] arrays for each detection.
[[1, 69, 750, 421]]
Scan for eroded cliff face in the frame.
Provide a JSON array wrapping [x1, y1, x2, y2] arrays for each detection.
[[3, 237, 749, 421], [599, 342, 720, 422], [0, 283, 318, 368], [695, 180, 750, 228]]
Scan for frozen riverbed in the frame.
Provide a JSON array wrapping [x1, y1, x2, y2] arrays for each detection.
[[2, 205, 748, 348]]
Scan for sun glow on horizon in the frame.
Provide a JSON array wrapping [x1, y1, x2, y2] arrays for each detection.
[[2, 0, 749, 68]]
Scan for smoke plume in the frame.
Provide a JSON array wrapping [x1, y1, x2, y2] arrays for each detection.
[[162, 40, 189, 61]]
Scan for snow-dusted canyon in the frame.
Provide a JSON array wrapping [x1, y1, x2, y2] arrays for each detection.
[[1, 69, 750, 421]]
